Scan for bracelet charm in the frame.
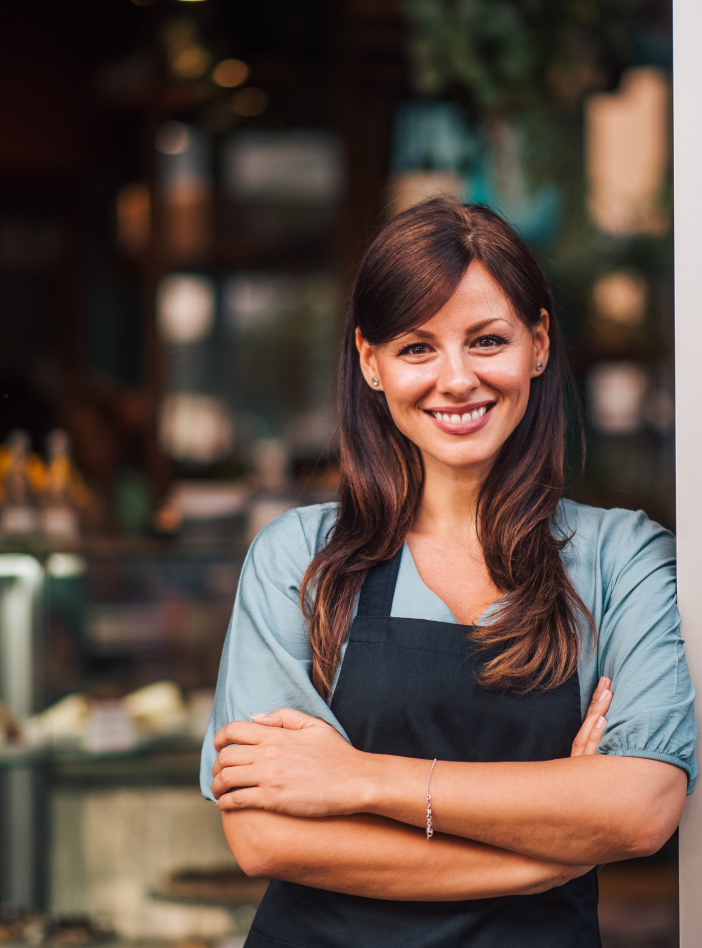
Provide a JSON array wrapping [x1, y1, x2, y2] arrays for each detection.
[[426, 758, 437, 840]]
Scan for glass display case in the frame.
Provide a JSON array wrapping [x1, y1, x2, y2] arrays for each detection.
[[0, 539, 246, 911]]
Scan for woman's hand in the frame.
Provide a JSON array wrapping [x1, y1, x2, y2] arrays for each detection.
[[213, 677, 613, 816], [529, 677, 613, 890], [212, 708, 367, 815], [570, 676, 612, 758]]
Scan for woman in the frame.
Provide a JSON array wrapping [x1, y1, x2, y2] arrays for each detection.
[[201, 200, 697, 947]]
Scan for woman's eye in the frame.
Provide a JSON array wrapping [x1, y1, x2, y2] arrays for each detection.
[[475, 335, 506, 349], [398, 343, 429, 356]]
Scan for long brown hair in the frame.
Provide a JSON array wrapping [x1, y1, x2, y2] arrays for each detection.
[[301, 199, 593, 696]]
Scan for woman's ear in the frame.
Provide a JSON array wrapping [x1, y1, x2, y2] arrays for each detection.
[[355, 328, 384, 391], [531, 308, 551, 377]]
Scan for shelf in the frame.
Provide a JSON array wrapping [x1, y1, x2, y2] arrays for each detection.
[[0, 735, 203, 788]]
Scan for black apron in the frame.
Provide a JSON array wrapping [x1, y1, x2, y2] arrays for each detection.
[[246, 550, 601, 948]]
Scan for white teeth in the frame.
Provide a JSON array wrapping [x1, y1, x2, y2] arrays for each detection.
[[432, 406, 488, 423]]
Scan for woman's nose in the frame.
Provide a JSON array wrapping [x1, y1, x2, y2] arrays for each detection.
[[436, 354, 479, 398]]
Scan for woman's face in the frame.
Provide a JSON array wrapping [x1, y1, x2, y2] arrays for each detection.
[[356, 261, 550, 479]]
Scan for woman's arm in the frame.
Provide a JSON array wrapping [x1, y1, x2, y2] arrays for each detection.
[[216, 682, 617, 891], [222, 810, 591, 900], [365, 753, 686, 865], [213, 682, 686, 866]]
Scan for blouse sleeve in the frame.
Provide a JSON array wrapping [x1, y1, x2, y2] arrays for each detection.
[[594, 510, 698, 793], [199, 505, 349, 802]]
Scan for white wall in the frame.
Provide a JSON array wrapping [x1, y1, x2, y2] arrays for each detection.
[[673, 1, 702, 943]]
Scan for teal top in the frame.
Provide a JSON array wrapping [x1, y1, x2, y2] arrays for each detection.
[[200, 499, 698, 800]]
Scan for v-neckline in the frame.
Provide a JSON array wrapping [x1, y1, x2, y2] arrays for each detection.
[[400, 541, 499, 627]]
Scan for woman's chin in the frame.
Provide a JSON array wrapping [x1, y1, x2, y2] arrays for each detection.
[[420, 445, 501, 476]]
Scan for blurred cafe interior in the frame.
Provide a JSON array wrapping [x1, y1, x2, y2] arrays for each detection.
[[0, 0, 679, 946]]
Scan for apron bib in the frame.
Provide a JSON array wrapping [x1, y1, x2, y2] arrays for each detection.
[[246, 550, 601, 948]]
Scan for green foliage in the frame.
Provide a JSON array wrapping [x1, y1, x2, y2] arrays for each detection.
[[405, 0, 645, 111], [403, 0, 650, 184]]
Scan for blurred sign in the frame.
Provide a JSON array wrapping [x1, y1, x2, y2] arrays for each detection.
[[84, 701, 137, 753], [224, 130, 343, 202], [392, 100, 473, 173], [159, 393, 233, 463], [223, 273, 298, 330], [586, 68, 670, 236]]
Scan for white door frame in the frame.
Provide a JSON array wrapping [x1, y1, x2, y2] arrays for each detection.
[[674, 1, 702, 942]]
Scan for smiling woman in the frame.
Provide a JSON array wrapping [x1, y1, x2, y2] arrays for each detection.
[[201, 200, 697, 948], [308, 202, 590, 696]]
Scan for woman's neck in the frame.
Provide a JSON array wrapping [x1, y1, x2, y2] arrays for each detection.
[[412, 456, 491, 545], [406, 455, 501, 623]]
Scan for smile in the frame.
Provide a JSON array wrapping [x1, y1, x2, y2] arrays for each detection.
[[429, 405, 488, 423], [424, 403, 494, 434]]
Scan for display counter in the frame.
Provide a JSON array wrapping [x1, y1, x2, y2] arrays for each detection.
[[0, 541, 245, 916]]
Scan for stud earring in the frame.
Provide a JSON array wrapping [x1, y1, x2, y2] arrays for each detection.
[[535, 363, 543, 372], [371, 378, 379, 387]]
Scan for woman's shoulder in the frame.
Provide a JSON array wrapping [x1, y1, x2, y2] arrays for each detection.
[[556, 498, 675, 583], [248, 501, 339, 576]]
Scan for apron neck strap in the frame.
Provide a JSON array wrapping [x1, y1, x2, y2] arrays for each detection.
[[356, 546, 403, 617]]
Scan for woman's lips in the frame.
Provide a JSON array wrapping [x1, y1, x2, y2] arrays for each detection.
[[425, 403, 494, 435]]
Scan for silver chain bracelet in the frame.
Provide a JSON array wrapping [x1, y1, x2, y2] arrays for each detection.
[[426, 758, 437, 839]]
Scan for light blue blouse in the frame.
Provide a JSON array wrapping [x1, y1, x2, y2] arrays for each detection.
[[200, 499, 698, 800]]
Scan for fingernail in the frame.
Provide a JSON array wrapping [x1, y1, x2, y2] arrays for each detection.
[[595, 716, 606, 729], [598, 677, 606, 689], [599, 689, 611, 703], [252, 713, 270, 721]]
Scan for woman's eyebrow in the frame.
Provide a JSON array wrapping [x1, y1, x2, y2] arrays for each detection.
[[408, 317, 512, 340], [464, 318, 512, 335]]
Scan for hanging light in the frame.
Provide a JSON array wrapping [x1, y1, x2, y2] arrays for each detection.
[[212, 59, 249, 88], [157, 274, 215, 344]]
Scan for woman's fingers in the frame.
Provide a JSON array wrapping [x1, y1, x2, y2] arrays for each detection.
[[214, 720, 266, 752], [252, 707, 319, 729], [213, 710, 324, 752], [574, 714, 607, 757], [212, 743, 255, 777], [586, 677, 611, 715], [210, 708, 362, 818], [216, 787, 263, 811], [571, 679, 613, 757], [212, 762, 258, 799]]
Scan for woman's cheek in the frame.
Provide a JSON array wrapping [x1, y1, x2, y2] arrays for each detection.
[[385, 365, 435, 404], [484, 361, 532, 404]]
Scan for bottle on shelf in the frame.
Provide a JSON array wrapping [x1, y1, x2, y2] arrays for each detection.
[[40, 429, 82, 538], [0, 430, 41, 536]]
